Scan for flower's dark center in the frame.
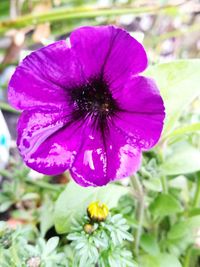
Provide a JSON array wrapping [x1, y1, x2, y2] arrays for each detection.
[[71, 78, 118, 123]]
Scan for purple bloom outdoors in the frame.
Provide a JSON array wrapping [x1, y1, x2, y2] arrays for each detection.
[[8, 25, 165, 187]]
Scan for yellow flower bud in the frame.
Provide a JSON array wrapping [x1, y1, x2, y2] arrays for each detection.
[[87, 201, 109, 222]]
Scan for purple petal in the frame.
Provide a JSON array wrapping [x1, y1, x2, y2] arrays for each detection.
[[113, 76, 165, 150], [8, 25, 165, 188], [17, 109, 83, 175], [8, 41, 84, 110], [70, 121, 142, 187], [70, 26, 147, 86]]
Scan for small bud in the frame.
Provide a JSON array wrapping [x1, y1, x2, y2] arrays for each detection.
[[84, 223, 95, 234], [87, 201, 109, 222], [27, 256, 41, 267]]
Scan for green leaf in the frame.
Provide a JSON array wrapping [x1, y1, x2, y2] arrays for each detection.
[[168, 215, 200, 240], [40, 198, 54, 237], [44, 237, 59, 255], [0, 0, 9, 18], [0, 201, 13, 213], [140, 234, 160, 256], [167, 221, 189, 241], [166, 216, 200, 256], [145, 60, 200, 138], [161, 144, 200, 175], [165, 123, 200, 140], [54, 180, 129, 233], [21, 193, 40, 201], [139, 253, 182, 267], [139, 254, 159, 267], [159, 254, 182, 267], [143, 178, 162, 192], [149, 193, 182, 218]]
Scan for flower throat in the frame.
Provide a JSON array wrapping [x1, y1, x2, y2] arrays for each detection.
[[71, 78, 118, 121]]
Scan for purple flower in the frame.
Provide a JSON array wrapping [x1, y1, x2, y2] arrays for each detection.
[[8, 25, 165, 187]]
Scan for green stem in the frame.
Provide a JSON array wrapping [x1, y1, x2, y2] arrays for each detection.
[[183, 247, 193, 267], [0, 169, 13, 179], [0, 4, 182, 34], [161, 122, 200, 142], [26, 179, 64, 192], [0, 169, 63, 192], [192, 175, 200, 208], [10, 243, 21, 267], [0, 101, 20, 114], [161, 175, 168, 194], [131, 174, 145, 255]]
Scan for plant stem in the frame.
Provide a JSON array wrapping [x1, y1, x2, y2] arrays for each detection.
[[183, 246, 192, 267], [0, 101, 20, 114], [131, 174, 145, 255], [0, 169, 13, 179], [192, 175, 200, 208], [25, 179, 64, 192], [0, 4, 182, 35], [10, 244, 21, 267]]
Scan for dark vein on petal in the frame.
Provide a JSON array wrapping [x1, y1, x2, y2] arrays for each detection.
[[100, 27, 120, 79], [118, 109, 165, 116]]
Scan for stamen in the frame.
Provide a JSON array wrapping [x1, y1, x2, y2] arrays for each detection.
[[70, 77, 118, 125]]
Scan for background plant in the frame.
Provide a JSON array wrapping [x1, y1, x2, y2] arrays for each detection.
[[0, 0, 200, 266]]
